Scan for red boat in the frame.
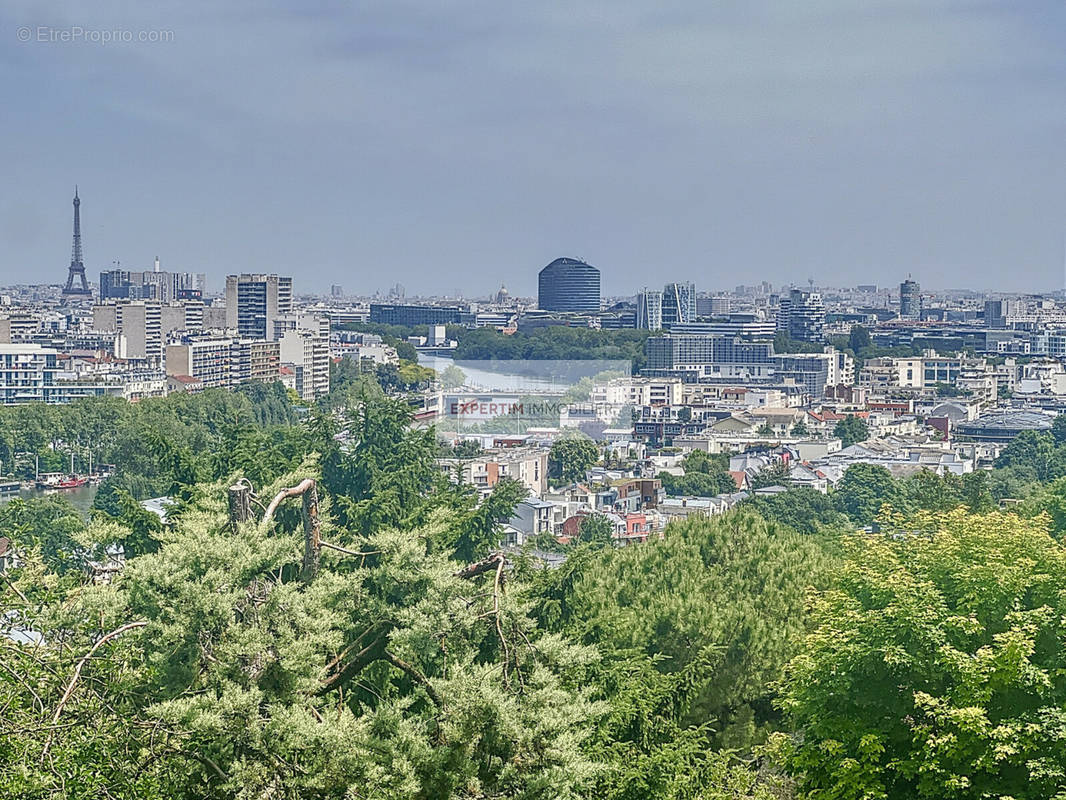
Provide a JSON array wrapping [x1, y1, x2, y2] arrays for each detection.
[[36, 473, 89, 490]]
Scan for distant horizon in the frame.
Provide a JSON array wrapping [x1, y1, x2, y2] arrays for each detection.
[[4, 2, 1065, 295], [9, 187, 1066, 298]]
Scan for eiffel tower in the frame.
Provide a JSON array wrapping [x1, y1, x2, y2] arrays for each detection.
[[62, 187, 91, 297]]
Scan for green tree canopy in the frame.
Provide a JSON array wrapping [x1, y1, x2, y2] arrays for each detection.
[[779, 509, 1066, 800], [833, 415, 870, 448], [549, 435, 600, 485]]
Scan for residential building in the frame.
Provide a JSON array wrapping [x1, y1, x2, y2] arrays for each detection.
[[440, 447, 548, 499], [225, 274, 294, 339], [278, 328, 330, 401], [777, 288, 826, 342], [0, 344, 123, 404]]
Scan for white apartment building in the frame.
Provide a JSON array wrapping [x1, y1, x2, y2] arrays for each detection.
[[278, 328, 330, 401]]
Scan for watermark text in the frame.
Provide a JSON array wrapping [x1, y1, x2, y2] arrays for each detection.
[[17, 26, 174, 44]]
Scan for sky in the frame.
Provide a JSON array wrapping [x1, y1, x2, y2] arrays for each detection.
[[1, 0, 1065, 297]]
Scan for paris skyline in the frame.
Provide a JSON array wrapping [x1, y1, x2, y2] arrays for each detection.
[[2, 0, 1065, 295]]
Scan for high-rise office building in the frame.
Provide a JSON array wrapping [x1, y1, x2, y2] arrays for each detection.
[[537, 258, 600, 312], [661, 282, 696, 327], [225, 274, 294, 339], [900, 279, 921, 319], [777, 288, 826, 342], [100, 266, 206, 301], [636, 289, 663, 330], [984, 298, 1023, 329]]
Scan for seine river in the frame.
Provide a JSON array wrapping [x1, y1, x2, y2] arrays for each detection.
[[0, 483, 98, 516]]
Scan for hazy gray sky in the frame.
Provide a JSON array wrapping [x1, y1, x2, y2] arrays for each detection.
[[2, 0, 1064, 296]]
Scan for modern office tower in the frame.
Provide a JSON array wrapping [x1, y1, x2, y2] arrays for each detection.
[[696, 295, 730, 317], [368, 303, 468, 326], [62, 189, 91, 297], [224, 274, 294, 339], [331, 284, 344, 298], [279, 329, 331, 401], [984, 298, 1023, 329], [643, 334, 838, 397], [537, 257, 600, 312], [661, 282, 696, 327], [900, 279, 921, 319], [100, 266, 206, 301], [777, 288, 826, 342], [636, 289, 663, 330], [99, 269, 130, 299]]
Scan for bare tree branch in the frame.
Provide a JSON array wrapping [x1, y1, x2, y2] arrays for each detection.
[[42, 620, 148, 759]]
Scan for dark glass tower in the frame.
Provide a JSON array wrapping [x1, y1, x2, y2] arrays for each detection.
[[537, 257, 600, 312]]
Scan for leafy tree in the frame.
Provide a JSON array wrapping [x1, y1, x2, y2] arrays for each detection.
[[1, 472, 600, 799], [988, 463, 1040, 502], [778, 509, 1066, 800], [746, 486, 850, 534], [577, 512, 614, 547], [531, 511, 830, 794], [1052, 413, 1066, 444], [832, 463, 902, 524], [436, 476, 529, 562], [791, 418, 808, 436], [833, 415, 870, 448], [959, 470, 995, 513], [0, 496, 85, 575], [848, 325, 872, 352], [749, 461, 791, 490], [658, 469, 737, 498], [772, 332, 824, 354], [902, 468, 962, 512], [320, 387, 443, 535], [438, 364, 466, 390], [549, 435, 599, 485], [90, 485, 165, 556], [447, 439, 482, 458], [681, 449, 728, 475], [995, 430, 1060, 482]]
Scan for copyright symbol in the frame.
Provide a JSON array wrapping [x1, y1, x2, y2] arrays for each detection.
[[17, 27, 31, 42]]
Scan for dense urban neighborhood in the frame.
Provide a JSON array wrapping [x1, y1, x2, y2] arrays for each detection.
[[6, 2, 1066, 796], [3, 241, 1066, 798]]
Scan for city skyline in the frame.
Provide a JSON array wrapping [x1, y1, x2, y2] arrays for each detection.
[[3, 2, 1066, 295]]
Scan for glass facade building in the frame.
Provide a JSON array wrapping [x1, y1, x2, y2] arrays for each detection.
[[537, 258, 600, 313]]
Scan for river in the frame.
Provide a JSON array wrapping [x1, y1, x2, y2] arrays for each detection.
[[417, 354, 629, 393], [0, 483, 99, 516]]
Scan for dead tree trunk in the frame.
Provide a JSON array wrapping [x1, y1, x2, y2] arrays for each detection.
[[228, 483, 251, 529], [300, 482, 321, 583]]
